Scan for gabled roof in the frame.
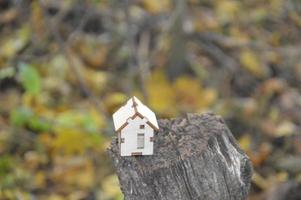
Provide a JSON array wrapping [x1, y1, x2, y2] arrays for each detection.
[[112, 96, 159, 132]]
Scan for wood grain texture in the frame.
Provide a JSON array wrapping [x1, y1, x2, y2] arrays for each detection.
[[108, 113, 253, 200]]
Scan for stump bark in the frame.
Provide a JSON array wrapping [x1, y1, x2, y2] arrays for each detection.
[[108, 113, 253, 200]]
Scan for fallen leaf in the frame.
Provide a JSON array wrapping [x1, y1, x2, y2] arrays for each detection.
[[18, 63, 41, 96], [240, 49, 266, 78]]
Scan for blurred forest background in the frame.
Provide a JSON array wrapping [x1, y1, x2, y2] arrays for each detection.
[[0, 0, 301, 199]]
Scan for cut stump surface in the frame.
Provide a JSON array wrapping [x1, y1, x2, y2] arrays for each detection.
[[108, 113, 253, 200]]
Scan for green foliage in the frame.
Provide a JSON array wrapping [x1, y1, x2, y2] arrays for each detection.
[[28, 116, 51, 132], [18, 63, 41, 96], [0, 0, 301, 199], [0, 155, 13, 177], [10, 107, 33, 127], [10, 107, 51, 132]]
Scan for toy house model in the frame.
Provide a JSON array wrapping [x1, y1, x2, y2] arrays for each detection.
[[112, 96, 159, 156]]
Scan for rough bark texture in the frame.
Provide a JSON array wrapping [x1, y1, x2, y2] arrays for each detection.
[[108, 113, 253, 200]]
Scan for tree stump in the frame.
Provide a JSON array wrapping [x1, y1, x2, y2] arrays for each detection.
[[108, 113, 253, 200]]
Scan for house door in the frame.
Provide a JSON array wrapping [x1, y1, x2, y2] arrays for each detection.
[[137, 133, 144, 149]]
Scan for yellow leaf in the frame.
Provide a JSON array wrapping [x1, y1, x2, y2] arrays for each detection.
[[51, 129, 96, 155], [268, 107, 280, 122], [71, 36, 108, 69], [275, 171, 288, 182], [102, 175, 123, 200], [31, 1, 46, 38], [268, 0, 284, 13], [200, 88, 217, 109], [239, 134, 251, 151], [50, 156, 95, 188], [252, 171, 269, 189], [142, 0, 171, 14], [104, 92, 128, 113], [240, 50, 266, 77], [275, 121, 296, 137], [216, 0, 240, 22], [174, 76, 216, 111], [0, 24, 30, 59], [146, 70, 177, 117], [68, 191, 88, 200], [72, 161, 94, 188], [229, 27, 250, 44], [90, 109, 106, 130], [83, 68, 108, 94], [34, 171, 46, 188], [174, 76, 202, 111], [47, 194, 65, 200]]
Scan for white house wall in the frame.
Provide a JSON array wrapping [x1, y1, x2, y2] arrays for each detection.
[[120, 116, 154, 156]]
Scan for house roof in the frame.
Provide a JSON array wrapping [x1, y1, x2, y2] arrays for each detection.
[[112, 96, 159, 132]]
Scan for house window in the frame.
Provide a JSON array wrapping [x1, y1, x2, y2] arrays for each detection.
[[137, 133, 144, 149], [140, 125, 145, 129]]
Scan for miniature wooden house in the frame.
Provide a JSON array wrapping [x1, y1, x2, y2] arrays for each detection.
[[112, 96, 159, 156]]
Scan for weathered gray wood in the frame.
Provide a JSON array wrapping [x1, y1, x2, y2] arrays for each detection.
[[108, 113, 253, 200]]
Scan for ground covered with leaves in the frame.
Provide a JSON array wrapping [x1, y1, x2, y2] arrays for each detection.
[[0, 0, 301, 199]]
